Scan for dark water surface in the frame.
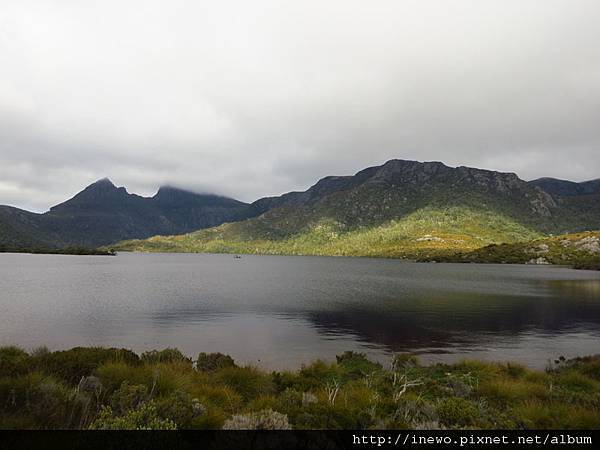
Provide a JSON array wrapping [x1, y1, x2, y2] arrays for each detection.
[[1, 252, 599, 369]]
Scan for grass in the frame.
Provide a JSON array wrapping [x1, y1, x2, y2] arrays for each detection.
[[1, 346, 599, 430], [109, 207, 543, 260]]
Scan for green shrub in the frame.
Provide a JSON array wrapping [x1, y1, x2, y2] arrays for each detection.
[[34, 347, 139, 382], [140, 349, 192, 365], [504, 362, 528, 379], [297, 361, 343, 391], [110, 381, 148, 414], [197, 353, 236, 372], [1, 345, 599, 430], [154, 390, 201, 428], [336, 352, 382, 379], [189, 384, 243, 413], [452, 360, 501, 379], [556, 372, 599, 393], [437, 397, 478, 427], [477, 379, 548, 403], [222, 409, 291, 430], [214, 366, 275, 401], [0, 346, 31, 377], [29, 378, 72, 428], [574, 356, 600, 381], [391, 354, 419, 371], [271, 371, 300, 393], [513, 401, 600, 429], [191, 406, 227, 429], [95, 362, 153, 392], [89, 401, 177, 430]]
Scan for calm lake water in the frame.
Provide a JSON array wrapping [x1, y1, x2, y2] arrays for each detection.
[[1, 252, 599, 369]]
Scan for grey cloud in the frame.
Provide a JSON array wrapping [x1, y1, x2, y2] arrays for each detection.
[[1, 0, 599, 212]]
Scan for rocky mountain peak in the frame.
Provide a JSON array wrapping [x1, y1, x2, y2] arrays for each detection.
[[50, 178, 128, 211]]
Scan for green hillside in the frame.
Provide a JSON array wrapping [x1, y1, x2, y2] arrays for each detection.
[[3, 160, 599, 253], [110, 206, 542, 259], [425, 231, 600, 267]]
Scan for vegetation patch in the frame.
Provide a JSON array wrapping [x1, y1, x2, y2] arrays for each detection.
[[1, 347, 599, 430], [110, 207, 544, 260], [424, 231, 600, 267]]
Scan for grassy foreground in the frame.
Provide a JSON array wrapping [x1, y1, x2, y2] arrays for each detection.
[[1, 346, 599, 430]]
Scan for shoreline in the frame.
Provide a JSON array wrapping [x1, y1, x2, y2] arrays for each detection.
[[76, 248, 600, 270], [0, 248, 115, 256]]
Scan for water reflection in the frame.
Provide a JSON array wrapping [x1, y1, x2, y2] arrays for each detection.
[[0, 253, 599, 369]]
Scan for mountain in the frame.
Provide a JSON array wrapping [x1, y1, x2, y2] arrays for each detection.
[[244, 160, 558, 232], [528, 177, 600, 233], [4, 160, 599, 256], [111, 159, 600, 258], [0, 179, 252, 249], [529, 177, 600, 197]]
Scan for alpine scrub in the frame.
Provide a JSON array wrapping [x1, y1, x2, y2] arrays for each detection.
[[1, 346, 599, 430]]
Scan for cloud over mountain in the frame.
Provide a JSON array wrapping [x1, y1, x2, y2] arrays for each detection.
[[1, 0, 599, 211]]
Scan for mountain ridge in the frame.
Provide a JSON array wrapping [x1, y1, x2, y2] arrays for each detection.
[[109, 159, 599, 259], [2, 159, 599, 253], [0, 179, 252, 249]]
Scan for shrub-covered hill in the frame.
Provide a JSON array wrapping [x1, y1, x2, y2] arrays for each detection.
[[1, 346, 599, 430], [109, 160, 600, 259], [3, 160, 599, 252], [424, 231, 600, 266], [109, 206, 543, 259]]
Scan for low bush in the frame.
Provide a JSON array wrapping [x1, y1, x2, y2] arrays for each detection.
[[140, 349, 192, 365], [197, 353, 236, 372], [436, 397, 479, 427], [0, 346, 31, 377], [89, 402, 177, 430], [34, 347, 139, 382], [1, 345, 599, 430]]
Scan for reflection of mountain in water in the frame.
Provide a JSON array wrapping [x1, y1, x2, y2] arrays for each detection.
[[305, 282, 600, 352]]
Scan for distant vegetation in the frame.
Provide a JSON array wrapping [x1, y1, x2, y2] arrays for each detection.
[[0, 245, 115, 256], [420, 231, 600, 267], [110, 207, 543, 260], [106, 160, 600, 264], [1, 346, 599, 429], [111, 208, 600, 268]]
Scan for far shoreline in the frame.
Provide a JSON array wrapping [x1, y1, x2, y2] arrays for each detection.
[[106, 249, 600, 270], [2, 248, 598, 270]]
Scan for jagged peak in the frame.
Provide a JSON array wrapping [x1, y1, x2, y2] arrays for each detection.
[[89, 177, 117, 188], [76, 177, 124, 195]]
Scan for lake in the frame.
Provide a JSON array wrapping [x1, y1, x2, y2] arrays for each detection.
[[1, 252, 599, 369]]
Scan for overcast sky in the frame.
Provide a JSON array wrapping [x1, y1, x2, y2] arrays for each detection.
[[1, 0, 599, 212]]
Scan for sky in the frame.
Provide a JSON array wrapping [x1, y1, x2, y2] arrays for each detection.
[[1, 0, 599, 212]]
